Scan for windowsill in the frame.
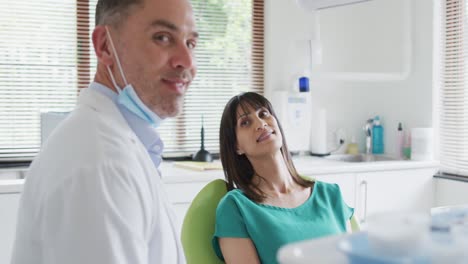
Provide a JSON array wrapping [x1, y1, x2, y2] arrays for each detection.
[[434, 172, 468, 183], [0, 160, 31, 169], [162, 152, 220, 161]]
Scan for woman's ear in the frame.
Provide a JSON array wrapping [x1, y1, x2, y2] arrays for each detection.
[[92, 25, 113, 66], [236, 149, 244, 155]]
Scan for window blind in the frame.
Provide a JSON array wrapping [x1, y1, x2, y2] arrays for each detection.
[[439, 0, 468, 176], [0, 0, 81, 160], [0, 0, 264, 161], [159, 0, 265, 156]]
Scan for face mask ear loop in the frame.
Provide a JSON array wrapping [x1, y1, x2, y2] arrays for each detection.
[[105, 25, 128, 87], [106, 66, 122, 93]]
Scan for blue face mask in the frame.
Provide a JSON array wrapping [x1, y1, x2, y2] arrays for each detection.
[[105, 26, 163, 128]]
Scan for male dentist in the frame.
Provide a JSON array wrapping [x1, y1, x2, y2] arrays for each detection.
[[11, 0, 198, 263]]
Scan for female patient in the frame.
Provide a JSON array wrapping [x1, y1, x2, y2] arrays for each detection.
[[212, 92, 353, 264]]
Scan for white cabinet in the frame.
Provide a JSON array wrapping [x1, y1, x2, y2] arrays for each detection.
[[308, 168, 437, 225], [160, 161, 225, 224], [355, 168, 436, 223], [313, 173, 356, 208], [0, 192, 21, 264], [164, 181, 211, 222]]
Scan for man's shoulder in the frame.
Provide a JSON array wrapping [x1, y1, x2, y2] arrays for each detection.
[[37, 105, 142, 171]]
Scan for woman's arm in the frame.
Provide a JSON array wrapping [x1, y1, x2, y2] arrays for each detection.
[[219, 237, 261, 264]]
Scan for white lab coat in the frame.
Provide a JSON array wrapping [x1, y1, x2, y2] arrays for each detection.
[[11, 88, 185, 264]]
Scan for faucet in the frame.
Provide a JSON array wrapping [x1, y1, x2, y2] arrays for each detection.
[[364, 119, 373, 155]]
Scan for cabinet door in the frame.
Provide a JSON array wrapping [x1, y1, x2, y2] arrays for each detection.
[[313, 173, 356, 208], [0, 192, 21, 264], [164, 182, 210, 224], [355, 168, 436, 224]]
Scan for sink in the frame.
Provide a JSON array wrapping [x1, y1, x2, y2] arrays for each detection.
[[324, 154, 398, 163]]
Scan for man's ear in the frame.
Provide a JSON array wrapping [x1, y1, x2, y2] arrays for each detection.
[[92, 25, 113, 66]]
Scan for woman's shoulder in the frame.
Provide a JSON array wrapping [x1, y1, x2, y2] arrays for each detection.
[[315, 180, 339, 189], [216, 188, 252, 214], [313, 180, 342, 196], [219, 188, 248, 203]]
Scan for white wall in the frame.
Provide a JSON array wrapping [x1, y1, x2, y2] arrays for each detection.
[[264, 0, 433, 155]]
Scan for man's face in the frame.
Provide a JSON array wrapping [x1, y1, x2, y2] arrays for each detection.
[[110, 0, 198, 118]]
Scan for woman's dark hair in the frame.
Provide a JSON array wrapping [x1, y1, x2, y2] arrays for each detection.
[[219, 92, 313, 202]]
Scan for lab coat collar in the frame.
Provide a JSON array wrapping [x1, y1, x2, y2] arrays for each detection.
[[86, 82, 164, 169]]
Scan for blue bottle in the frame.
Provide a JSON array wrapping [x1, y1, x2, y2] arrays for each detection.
[[372, 116, 384, 154]]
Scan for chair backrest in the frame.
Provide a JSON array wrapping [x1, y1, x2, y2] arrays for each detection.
[[181, 179, 227, 264], [350, 214, 360, 232]]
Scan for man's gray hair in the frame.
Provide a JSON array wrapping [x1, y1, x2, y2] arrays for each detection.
[[95, 0, 144, 27]]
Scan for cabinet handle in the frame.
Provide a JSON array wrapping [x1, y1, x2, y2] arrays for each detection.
[[360, 180, 368, 224]]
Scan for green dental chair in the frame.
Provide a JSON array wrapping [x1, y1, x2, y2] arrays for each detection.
[[181, 179, 227, 264]]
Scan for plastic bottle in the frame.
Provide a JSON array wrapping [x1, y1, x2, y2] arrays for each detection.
[[372, 116, 384, 154], [397, 122, 404, 159], [346, 136, 359, 155], [403, 131, 411, 160]]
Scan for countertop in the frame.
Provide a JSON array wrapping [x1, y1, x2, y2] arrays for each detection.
[[161, 156, 440, 183], [0, 156, 440, 194]]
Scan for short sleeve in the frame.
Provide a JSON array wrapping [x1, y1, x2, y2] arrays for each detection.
[[212, 192, 249, 260], [331, 183, 354, 221]]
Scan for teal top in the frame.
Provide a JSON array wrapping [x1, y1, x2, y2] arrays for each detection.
[[212, 181, 354, 264]]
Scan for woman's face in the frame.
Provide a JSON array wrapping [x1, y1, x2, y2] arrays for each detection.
[[235, 104, 283, 158]]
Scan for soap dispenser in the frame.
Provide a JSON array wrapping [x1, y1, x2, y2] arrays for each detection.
[[372, 116, 384, 154], [346, 136, 359, 155], [396, 122, 404, 159]]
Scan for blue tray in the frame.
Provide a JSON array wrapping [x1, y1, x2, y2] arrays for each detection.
[[337, 232, 430, 264]]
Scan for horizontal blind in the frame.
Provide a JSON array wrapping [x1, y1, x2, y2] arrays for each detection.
[[158, 0, 264, 155], [0, 0, 82, 160], [0, 0, 263, 160], [439, 0, 468, 176]]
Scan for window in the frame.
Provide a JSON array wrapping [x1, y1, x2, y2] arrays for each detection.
[[438, 0, 468, 177], [0, 1, 81, 161], [0, 0, 264, 162], [159, 0, 265, 156]]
